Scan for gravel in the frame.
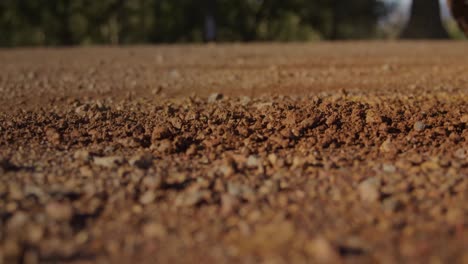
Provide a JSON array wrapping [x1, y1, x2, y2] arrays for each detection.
[[0, 43, 467, 263]]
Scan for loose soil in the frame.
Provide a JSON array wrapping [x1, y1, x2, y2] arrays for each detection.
[[0, 42, 467, 263]]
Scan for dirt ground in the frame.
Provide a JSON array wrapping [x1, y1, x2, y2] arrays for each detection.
[[0, 42, 467, 263]]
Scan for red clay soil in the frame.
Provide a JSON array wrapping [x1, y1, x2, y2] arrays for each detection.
[[0, 42, 467, 263]]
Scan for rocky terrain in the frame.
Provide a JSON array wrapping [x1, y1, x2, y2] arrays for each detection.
[[0, 42, 467, 263]]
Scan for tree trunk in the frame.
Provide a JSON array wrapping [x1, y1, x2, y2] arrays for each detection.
[[401, 0, 449, 39]]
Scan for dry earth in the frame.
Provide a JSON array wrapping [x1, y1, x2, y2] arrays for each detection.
[[0, 42, 467, 263]]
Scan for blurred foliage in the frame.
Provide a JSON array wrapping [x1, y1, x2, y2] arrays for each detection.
[[445, 20, 467, 40], [0, 0, 387, 46]]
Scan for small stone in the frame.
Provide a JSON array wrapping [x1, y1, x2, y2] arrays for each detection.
[[365, 110, 378, 124], [75, 105, 89, 116], [208, 93, 223, 103], [218, 164, 235, 177], [93, 156, 124, 168], [460, 114, 468, 123], [142, 222, 167, 238], [169, 69, 181, 78], [168, 117, 182, 130], [305, 237, 339, 262], [454, 148, 466, 159], [139, 191, 156, 205], [142, 176, 161, 189], [75, 231, 89, 245], [151, 125, 171, 140], [421, 160, 440, 171], [380, 138, 395, 153], [381, 64, 391, 71], [166, 172, 187, 185], [46, 202, 73, 221], [227, 182, 255, 200], [358, 178, 381, 202], [152, 86, 163, 95], [382, 164, 396, 173], [268, 153, 278, 166], [186, 144, 197, 156], [79, 166, 94, 177], [291, 156, 305, 169], [240, 96, 251, 105], [74, 150, 91, 162], [176, 191, 207, 207], [413, 121, 426, 132], [45, 128, 61, 145], [246, 155, 260, 168], [153, 139, 173, 153]]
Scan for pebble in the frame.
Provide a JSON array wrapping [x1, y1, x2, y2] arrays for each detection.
[[141, 175, 162, 189], [142, 222, 167, 238], [75, 105, 88, 116], [358, 178, 381, 202], [380, 139, 395, 153], [2, 88, 468, 262], [240, 96, 251, 105], [382, 164, 396, 173], [454, 148, 466, 159], [45, 128, 61, 145], [139, 191, 156, 205], [151, 125, 171, 140], [246, 155, 261, 168], [413, 121, 426, 132], [421, 160, 440, 171], [460, 114, 468, 123], [169, 69, 181, 79], [79, 166, 94, 177], [153, 139, 173, 153], [45, 202, 73, 221], [365, 110, 378, 124], [93, 156, 125, 168], [175, 190, 207, 207], [208, 93, 223, 103], [218, 164, 235, 177], [305, 237, 339, 262], [74, 150, 91, 162]]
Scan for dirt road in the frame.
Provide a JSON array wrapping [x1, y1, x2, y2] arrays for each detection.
[[0, 42, 467, 263]]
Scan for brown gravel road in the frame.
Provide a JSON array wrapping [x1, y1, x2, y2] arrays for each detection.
[[0, 42, 467, 263]]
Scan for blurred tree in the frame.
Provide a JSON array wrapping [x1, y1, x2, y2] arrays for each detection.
[[327, 0, 386, 39], [0, 0, 389, 46], [401, 0, 449, 39], [447, 0, 468, 37]]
